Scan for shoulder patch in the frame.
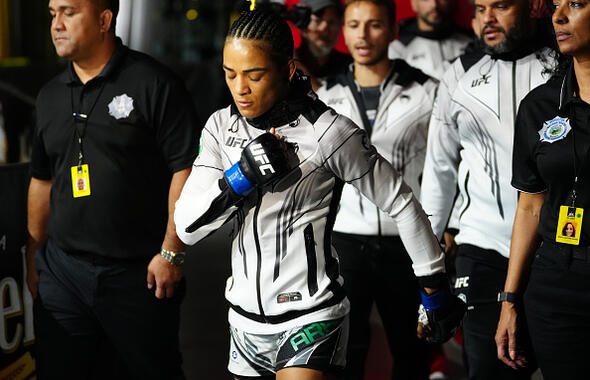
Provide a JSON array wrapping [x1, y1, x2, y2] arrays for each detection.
[[538, 116, 571, 143]]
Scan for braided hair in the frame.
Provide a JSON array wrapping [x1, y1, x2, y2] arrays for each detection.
[[226, 9, 294, 68]]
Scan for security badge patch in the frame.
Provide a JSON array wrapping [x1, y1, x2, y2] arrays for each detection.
[[538, 116, 571, 143], [108, 94, 134, 119]]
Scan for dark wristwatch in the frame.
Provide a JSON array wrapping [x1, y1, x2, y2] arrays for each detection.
[[160, 248, 186, 266], [497, 291, 517, 303]]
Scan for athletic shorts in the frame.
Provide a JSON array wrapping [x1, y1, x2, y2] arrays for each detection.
[[228, 316, 348, 378]]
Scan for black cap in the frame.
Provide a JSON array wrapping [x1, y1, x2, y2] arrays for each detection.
[[299, 0, 341, 14]]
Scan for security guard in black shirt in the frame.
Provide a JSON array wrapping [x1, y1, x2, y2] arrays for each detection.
[[496, 2, 590, 379], [26, 0, 199, 378]]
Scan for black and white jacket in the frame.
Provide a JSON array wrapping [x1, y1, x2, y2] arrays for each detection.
[[420, 42, 555, 258], [389, 18, 473, 80], [175, 78, 445, 333], [317, 60, 437, 236]]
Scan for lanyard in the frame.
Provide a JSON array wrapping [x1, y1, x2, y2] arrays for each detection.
[[70, 80, 106, 167]]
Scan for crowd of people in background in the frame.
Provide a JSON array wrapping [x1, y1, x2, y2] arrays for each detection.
[[16, 0, 590, 379]]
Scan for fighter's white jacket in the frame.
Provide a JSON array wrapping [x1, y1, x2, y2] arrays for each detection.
[[389, 18, 473, 80], [420, 44, 554, 258], [175, 80, 445, 333], [316, 60, 437, 236]]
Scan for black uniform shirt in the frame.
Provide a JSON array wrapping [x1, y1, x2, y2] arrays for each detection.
[[512, 63, 590, 245], [31, 39, 200, 259]]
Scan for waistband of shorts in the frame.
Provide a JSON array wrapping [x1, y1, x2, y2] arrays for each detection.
[[229, 289, 346, 325], [542, 240, 590, 263], [228, 298, 350, 334]]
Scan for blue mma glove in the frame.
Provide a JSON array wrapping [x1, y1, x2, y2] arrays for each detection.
[[419, 282, 466, 344], [225, 133, 296, 196]]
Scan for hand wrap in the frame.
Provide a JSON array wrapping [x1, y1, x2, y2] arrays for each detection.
[[420, 281, 466, 344]]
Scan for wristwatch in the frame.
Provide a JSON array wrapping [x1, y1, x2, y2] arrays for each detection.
[[497, 291, 517, 303], [160, 248, 186, 266]]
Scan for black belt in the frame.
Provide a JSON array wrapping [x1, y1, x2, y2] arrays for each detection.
[[543, 241, 590, 263]]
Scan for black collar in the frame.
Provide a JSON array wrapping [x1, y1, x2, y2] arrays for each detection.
[[232, 72, 317, 130], [483, 38, 544, 61], [399, 17, 462, 43], [60, 37, 128, 85], [342, 59, 428, 90], [342, 61, 397, 91], [559, 62, 578, 112], [482, 20, 552, 61]]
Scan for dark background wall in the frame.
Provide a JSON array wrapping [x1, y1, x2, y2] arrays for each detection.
[[0, 0, 474, 163]]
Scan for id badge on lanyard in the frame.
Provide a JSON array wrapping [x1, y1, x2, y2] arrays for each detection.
[[71, 111, 92, 198], [71, 164, 91, 198], [70, 80, 104, 199], [555, 205, 583, 245], [555, 107, 585, 245]]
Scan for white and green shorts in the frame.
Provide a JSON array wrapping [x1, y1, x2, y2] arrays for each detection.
[[228, 316, 349, 378]]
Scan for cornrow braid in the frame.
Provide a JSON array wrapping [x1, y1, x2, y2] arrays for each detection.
[[227, 9, 294, 67]]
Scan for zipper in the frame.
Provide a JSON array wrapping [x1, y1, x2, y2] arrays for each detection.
[[438, 41, 445, 62], [512, 61, 517, 121], [304, 224, 319, 296], [252, 188, 266, 320], [459, 171, 471, 219]]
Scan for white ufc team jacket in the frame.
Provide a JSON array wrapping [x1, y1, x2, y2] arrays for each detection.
[[316, 60, 437, 237], [420, 44, 555, 258], [388, 19, 473, 80], [175, 84, 445, 333]]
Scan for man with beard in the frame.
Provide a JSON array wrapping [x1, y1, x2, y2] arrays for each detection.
[[420, 0, 554, 379], [316, 0, 438, 378], [388, 0, 473, 80], [295, 0, 352, 90], [27, 0, 198, 377]]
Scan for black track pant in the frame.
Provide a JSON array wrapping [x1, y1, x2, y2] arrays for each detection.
[[332, 232, 429, 380], [524, 242, 590, 380], [34, 239, 185, 380], [455, 244, 535, 380]]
